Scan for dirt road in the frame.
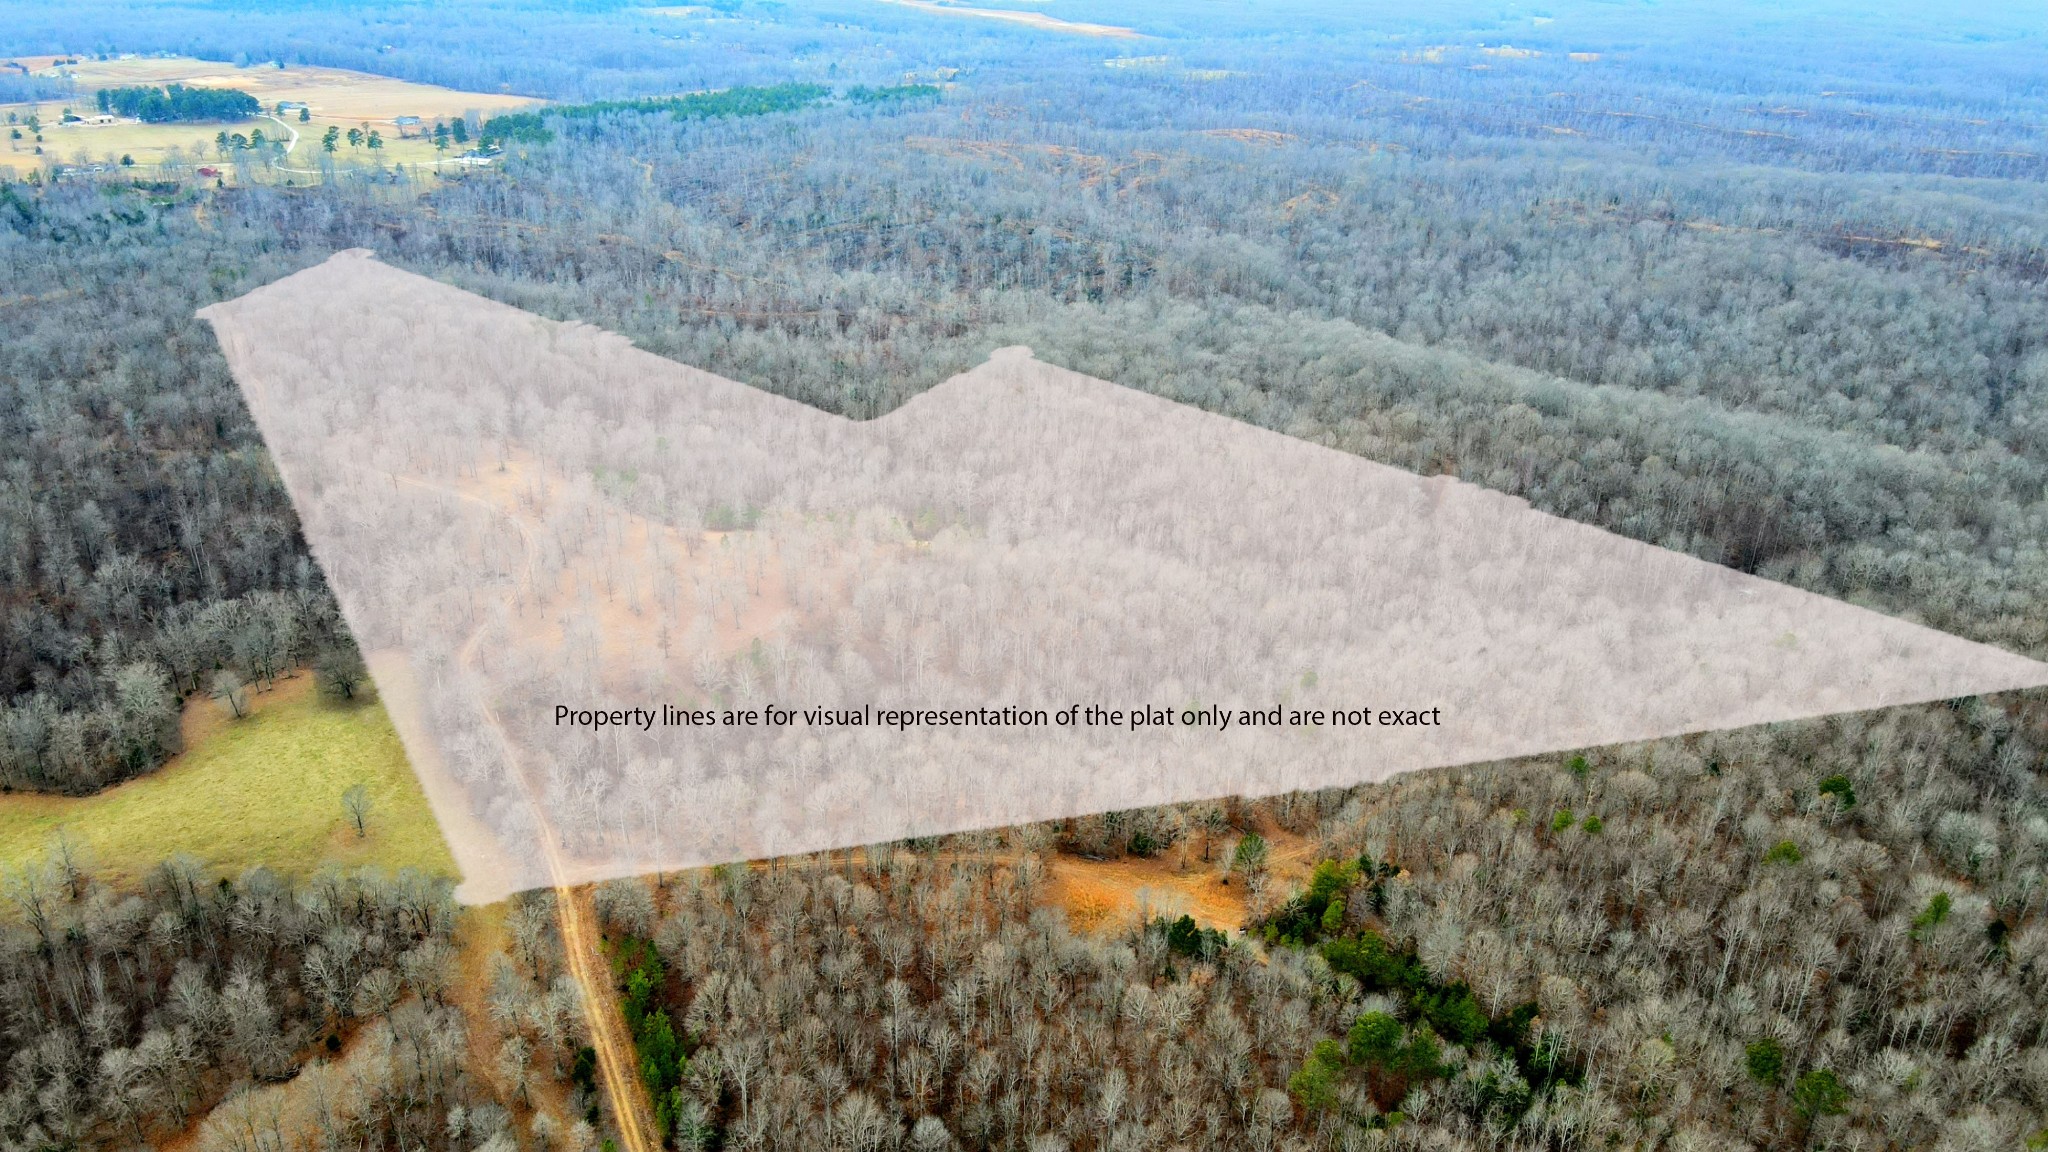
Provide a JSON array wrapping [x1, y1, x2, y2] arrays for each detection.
[[408, 473, 661, 1152], [215, 327, 655, 1152]]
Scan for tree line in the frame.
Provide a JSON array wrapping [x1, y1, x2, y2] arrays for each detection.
[[0, 177, 344, 792], [96, 84, 260, 123], [480, 83, 936, 147]]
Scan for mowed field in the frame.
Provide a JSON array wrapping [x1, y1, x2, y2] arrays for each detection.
[[0, 673, 457, 887], [0, 54, 539, 178]]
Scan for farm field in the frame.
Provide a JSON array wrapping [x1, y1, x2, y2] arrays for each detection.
[[0, 672, 457, 886], [0, 54, 539, 177]]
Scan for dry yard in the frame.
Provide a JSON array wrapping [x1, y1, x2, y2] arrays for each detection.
[[0, 54, 538, 178]]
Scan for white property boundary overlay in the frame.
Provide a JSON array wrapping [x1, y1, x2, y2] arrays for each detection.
[[204, 252, 2048, 902]]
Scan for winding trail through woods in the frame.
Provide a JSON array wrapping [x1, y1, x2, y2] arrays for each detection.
[[395, 474, 660, 1152]]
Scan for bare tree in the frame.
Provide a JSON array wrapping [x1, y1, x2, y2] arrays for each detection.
[[211, 670, 249, 719], [316, 644, 370, 701], [342, 783, 372, 838]]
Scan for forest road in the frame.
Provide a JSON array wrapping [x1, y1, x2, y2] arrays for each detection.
[[396, 474, 661, 1152], [226, 357, 640, 1133]]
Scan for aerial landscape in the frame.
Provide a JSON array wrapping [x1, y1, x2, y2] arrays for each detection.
[[2, 2, 2047, 1151]]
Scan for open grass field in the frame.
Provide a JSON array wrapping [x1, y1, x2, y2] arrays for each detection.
[[0, 54, 539, 178], [0, 672, 457, 887]]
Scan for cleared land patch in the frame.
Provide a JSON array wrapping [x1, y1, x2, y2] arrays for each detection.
[[875, 0, 1140, 38], [0, 54, 537, 177], [0, 673, 456, 885], [1045, 825, 1317, 934]]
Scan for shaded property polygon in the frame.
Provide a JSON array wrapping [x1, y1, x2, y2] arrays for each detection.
[[202, 252, 2048, 901]]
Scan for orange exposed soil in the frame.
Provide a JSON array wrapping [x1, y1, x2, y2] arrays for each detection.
[[444, 901, 579, 1137], [1044, 824, 1319, 935], [1280, 187, 1339, 219], [450, 901, 514, 1070], [643, 821, 1322, 940]]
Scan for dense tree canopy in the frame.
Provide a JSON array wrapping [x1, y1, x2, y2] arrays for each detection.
[[96, 84, 259, 123]]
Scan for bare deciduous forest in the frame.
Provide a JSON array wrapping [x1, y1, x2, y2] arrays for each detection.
[[199, 251, 2044, 898], [0, 863, 490, 1151], [2, 0, 2046, 1149], [590, 696, 2048, 1149]]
